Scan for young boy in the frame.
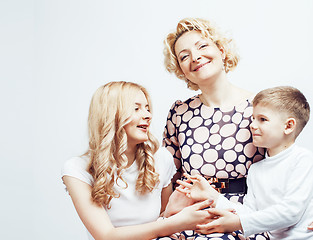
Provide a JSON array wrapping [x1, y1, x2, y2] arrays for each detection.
[[177, 86, 313, 239]]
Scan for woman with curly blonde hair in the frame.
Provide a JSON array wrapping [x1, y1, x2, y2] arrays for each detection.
[[159, 18, 270, 239], [62, 81, 213, 240]]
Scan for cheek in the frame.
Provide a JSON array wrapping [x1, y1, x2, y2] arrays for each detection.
[[179, 61, 189, 74]]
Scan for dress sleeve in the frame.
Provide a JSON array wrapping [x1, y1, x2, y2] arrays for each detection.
[[162, 100, 182, 173], [61, 156, 94, 190]]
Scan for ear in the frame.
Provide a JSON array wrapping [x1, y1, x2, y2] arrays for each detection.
[[219, 46, 226, 60], [284, 118, 296, 135]]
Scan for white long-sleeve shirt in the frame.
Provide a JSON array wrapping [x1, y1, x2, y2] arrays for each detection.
[[216, 144, 313, 239]]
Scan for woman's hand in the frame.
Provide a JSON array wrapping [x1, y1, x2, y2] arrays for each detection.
[[195, 208, 242, 235], [176, 173, 220, 206]]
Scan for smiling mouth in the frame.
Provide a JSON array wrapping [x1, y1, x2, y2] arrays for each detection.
[[193, 61, 211, 71], [137, 125, 148, 130]]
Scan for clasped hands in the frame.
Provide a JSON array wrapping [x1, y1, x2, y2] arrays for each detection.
[[164, 173, 241, 235]]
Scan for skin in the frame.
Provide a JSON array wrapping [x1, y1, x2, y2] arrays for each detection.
[[63, 91, 215, 240], [176, 173, 242, 234], [174, 31, 252, 108], [164, 29, 253, 221], [250, 104, 296, 157], [175, 104, 303, 235]]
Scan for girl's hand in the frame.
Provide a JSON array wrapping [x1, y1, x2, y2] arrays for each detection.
[[195, 208, 242, 235], [176, 173, 220, 205], [163, 189, 195, 218], [172, 199, 216, 230]]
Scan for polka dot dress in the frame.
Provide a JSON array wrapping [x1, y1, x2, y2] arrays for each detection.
[[158, 95, 269, 240]]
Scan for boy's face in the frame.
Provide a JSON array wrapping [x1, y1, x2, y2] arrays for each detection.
[[250, 104, 288, 156]]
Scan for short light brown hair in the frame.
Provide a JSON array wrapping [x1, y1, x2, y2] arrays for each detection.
[[253, 86, 310, 138], [164, 17, 239, 90]]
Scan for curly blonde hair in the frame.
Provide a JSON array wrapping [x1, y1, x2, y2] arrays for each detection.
[[85, 81, 160, 208], [164, 17, 240, 91]]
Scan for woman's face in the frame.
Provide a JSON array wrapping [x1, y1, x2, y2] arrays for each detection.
[[124, 90, 152, 148], [174, 31, 225, 86]]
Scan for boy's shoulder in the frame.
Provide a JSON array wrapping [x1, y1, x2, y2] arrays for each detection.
[[293, 145, 313, 163]]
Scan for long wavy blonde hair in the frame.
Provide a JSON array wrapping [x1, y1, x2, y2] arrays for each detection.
[[85, 81, 160, 208], [164, 18, 240, 91]]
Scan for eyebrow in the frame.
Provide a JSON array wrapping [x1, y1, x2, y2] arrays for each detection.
[[135, 103, 149, 108], [177, 40, 203, 56]]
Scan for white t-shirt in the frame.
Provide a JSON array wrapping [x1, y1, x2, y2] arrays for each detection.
[[216, 144, 313, 240], [62, 147, 176, 239]]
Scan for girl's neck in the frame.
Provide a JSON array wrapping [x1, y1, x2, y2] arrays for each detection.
[[124, 145, 137, 167]]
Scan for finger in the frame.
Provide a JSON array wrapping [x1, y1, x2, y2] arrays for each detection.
[[226, 208, 237, 214], [177, 179, 193, 188], [182, 172, 192, 179], [196, 223, 216, 234], [176, 186, 190, 194], [190, 199, 213, 210], [190, 174, 203, 181], [207, 208, 225, 218]]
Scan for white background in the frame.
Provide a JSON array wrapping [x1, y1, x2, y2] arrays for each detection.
[[1, 0, 313, 239]]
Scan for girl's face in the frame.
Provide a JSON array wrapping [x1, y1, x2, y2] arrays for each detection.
[[124, 90, 152, 148], [174, 31, 225, 86]]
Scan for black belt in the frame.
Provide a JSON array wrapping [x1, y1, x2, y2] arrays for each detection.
[[208, 177, 247, 194]]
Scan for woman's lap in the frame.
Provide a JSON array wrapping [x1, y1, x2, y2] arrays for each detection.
[[155, 230, 269, 240]]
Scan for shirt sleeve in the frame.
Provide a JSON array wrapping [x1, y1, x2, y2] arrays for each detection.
[[61, 156, 94, 190], [162, 100, 183, 173], [155, 147, 177, 188], [240, 152, 313, 237]]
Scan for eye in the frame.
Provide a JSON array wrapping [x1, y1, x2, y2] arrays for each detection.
[[199, 44, 208, 49], [135, 107, 139, 111], [180, 54, 189, 61], [260, 117, 267, 122]]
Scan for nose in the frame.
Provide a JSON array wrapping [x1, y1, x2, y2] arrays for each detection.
[[192, 51, 201, 62], [250, 119, 257, 130], [143, 109, 152, 120]]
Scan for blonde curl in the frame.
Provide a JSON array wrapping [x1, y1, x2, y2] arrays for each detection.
[[164, 17, 240, 91], [85, 81, 159, 208]]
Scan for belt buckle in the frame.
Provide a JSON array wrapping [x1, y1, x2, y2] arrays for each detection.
[[208, 177, 229, 192]]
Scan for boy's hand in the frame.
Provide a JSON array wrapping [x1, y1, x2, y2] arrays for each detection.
[[308, 222, 313, 230], [196, 208, 242, 234], [176, 173, 220, 205]]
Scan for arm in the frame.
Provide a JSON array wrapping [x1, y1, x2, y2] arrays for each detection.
[[163, 101, 183, 186], [160, 182, 173, 214], [176, 173, 220, 206], [196, 208, 242, 234], [63, 176, 214, 240], [237, 154, 313, 237], [164, 173, 218, 218]]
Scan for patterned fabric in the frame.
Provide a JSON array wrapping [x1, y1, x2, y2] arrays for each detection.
[[159, 95, 269, 240]]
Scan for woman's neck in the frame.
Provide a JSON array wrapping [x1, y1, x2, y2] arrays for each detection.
[[199, 79, 251, 108]]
